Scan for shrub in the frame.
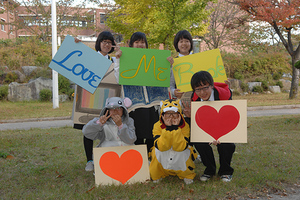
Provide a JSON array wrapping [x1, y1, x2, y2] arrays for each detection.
[[276, 81, 283, 88], [252, 85, 263, 93], [233, 71, 244, 80], [0, 85, 8, 100], [261, 80, 269, 91], [240, 82, 248, 92], [273, 73, 281, 80], [4, 72, 18, 84], [39, 89, 52, 101]]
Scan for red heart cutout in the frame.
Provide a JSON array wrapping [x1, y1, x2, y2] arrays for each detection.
[[99, 149, 143, 184], [195, 105, 240, 141]]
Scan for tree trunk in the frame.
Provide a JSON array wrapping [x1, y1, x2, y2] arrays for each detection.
[[289, 57, 300, 99]]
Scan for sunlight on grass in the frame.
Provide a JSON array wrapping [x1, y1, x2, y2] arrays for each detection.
[[1, 115, 300, 199], [0, 101, 73, 120]]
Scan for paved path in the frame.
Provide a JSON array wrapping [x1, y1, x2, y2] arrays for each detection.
[[1, 105, 299, 131]]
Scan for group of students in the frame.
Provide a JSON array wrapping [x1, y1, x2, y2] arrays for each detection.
[[78, 30, 235, 184]]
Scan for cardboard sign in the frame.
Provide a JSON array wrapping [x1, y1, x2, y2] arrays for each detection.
[[190, 100, 247, 143], [94, 145, 150, 185], [49, 35, 112, 94], [119, 47, 171, 87], [172, 49, 227, 92]]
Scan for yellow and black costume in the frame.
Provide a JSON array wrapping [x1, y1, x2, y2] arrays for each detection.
[[149, 99, 197, 181]]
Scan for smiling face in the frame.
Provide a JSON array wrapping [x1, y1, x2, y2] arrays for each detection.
[[100, 39, 113, 56], [178, 38, 191, 55], [194, 83, 213, 101], [132, 39, 147, 49]]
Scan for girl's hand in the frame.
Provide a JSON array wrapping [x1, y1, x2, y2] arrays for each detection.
[[115, 49, 122, 59], [182, 101, 191, 118], [171, 114, 181, 126], [74, 37, 81, 43], [162, 115, 172, 126], [209, 140, 221, 146], [99, 110, 111, 125], [111, 115, 122, 126], [167, 56, 174, 66], [174, 89, 184, 99]]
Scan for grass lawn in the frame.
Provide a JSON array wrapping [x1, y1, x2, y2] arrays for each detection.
[[1, 115, 300, 199], [0, 92, 299, 121]]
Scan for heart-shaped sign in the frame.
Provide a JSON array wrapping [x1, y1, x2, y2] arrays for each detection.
[[195, 105, 240, 141], [99, 149, 143, 184]]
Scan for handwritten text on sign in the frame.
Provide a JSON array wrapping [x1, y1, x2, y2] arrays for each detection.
[[49, 35, 112, 94], [172, 49, 227, 92], [119, 47, 171, 87]]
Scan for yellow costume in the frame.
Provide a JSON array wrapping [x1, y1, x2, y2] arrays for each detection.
[[149, 99, 197, 181]]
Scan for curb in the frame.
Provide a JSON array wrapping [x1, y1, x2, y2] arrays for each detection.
[[0, 104, 299, 124], [247, 104, 300, 111], [0, 116, 71, 124]]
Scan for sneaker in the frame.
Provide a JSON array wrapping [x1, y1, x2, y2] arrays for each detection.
[[220, 175, 232, 182], [184, 178, 193, 185], [85, 160, 94, 171], [153, 178, 162, 183], [200, 174, 211, 182]]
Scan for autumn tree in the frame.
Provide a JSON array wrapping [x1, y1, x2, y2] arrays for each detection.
[[105, 0, 212, 49], [234, 0, 300, 99]]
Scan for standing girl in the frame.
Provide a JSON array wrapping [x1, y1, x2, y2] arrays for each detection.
[[114, 32, 161, 154], [74, 31, 117, 171], [167, 30, 194, 99]]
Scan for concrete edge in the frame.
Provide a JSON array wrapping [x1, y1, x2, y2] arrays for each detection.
[[247, 104, 300, 111], [0, 116, 71, 123], [0, 104, 299, 124]]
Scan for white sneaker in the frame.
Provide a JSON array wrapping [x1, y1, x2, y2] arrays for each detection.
[[184, 178, 193, 185], [200, 174, 211, 182], [220, 175, 232, 182], [85, 161, 94, 171]]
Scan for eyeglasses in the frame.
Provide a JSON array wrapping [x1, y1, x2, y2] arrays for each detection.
[[164, 113, 180, 118], [194, 86, 211, 93], [102, 41, 112, 45]]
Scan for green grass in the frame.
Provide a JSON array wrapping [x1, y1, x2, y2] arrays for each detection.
[[1, 115, 300, 199], [0, 101, 73, 121], [0, 92, 299, 121], [233, 92, 300, 107]]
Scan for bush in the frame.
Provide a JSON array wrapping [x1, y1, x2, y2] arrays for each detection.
[[252, 85, 263, 93], [261, 80, 269, 91], [276, 81, 283, 88], [39, 89, 52, 101], [222, 51, 291, 79], [240, 82, 248, 92], [4, 72, 18, 84], [273, 73, 281, 80], [58, 74, 74, 100], [0, 85, 8, 100]]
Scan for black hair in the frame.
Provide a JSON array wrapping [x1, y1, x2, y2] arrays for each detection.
[[191, 71, 214, 90], [173, 30, 193, 53], [95, 31, 116, 54], [129, 32, 148, 48]]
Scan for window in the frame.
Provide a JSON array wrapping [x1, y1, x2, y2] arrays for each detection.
[[100, 13, 106, 24], [1, 18, 5, 31]]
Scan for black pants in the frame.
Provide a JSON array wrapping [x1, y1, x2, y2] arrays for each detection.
[[84, 136, 93, 162], [134, 138, 154, 154], [193, 142, 235, 176]]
